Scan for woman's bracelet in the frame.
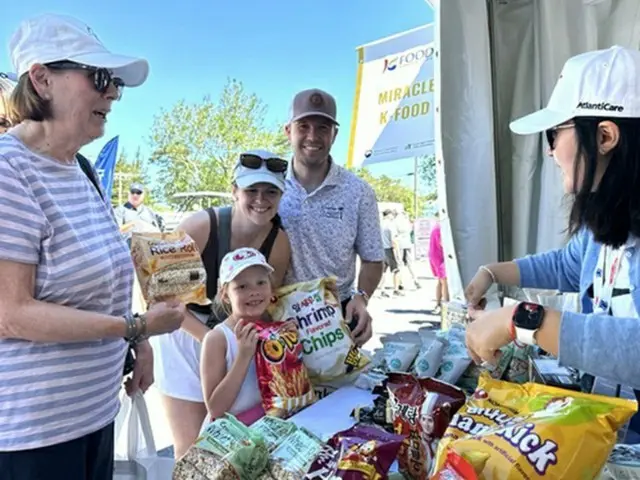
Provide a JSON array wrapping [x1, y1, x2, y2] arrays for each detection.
[[123, 313, 147, 344], [479, 265, 497, 284]]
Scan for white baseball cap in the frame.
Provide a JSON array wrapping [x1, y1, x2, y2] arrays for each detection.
[[510, 45, 640, 135], [233, 149, 287, 192], [219, 247, 274, 284], [10, 14, 149, 87]]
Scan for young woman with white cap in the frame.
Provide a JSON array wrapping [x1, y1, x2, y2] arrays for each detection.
[[463, 45, 640, 442], [0, 14, 185, 478], [151, 149, 291, 458]]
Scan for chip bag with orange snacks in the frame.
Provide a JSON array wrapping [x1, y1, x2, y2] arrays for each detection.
[[130, 231, 208, 305], [433, 372, 638, 479], [254, 320, 316, 418], [387, 373, 466, 480]]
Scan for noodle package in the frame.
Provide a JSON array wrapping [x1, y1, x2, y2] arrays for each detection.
[[433, 372, 638, 479], [254, 320, 316, 418], [267, 278, 369, 387], [130, 230, 207, 305]]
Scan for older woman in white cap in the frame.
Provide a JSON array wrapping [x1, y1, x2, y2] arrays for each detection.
[[0, 72, 17, 134], [0, 14, 185, 478], [151, 149, 291, 458]]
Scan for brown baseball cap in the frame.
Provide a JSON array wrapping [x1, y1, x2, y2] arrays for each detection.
[[289, 88, 339, 125]]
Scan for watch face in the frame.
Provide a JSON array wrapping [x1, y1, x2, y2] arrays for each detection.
[[514, 302, 545, 330]]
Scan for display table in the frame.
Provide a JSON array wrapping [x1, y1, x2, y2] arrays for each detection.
[[289, 386, 375, 441]]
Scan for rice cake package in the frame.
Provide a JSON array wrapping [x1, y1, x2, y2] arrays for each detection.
[[267, 277, 369, 388], [172, 414, 269, 479], [131, 230, 207, 305], [387, 373, 466, 480], [433, 372, 638, 479], [250, 416, 298, 453], [268, 428, 324, 479], [254, 320, 316, 418], [304, 424, 405, 479]]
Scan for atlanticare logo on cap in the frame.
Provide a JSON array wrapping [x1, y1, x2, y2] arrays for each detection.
[[383, 45, 435, 73]]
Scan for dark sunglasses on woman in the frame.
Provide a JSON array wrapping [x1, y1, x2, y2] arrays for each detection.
[[46, 61, 125, 100], [239, 153, 288, 174]]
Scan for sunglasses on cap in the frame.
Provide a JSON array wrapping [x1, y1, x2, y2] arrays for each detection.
[[239, 153, 288, 174], [46, 61, 125, 100], [545, 123, 575, 151]]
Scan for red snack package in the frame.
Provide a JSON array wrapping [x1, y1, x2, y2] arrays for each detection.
[[254, 320, 316, 418], [430, 450, 481, 480], [387, 373, 466, 480], [304, 424, 405, 479]]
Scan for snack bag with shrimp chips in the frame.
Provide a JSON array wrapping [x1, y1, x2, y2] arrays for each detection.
[[433, 372, 638, 479], [267, 277, 369, 387], [254, 320, 316, 418], [130, 231, 208, 305]]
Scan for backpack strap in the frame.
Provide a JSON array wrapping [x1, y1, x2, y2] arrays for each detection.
[[217, 206, 233, 267], [200, 208, 220, 300], [76, 154, 103, 200]]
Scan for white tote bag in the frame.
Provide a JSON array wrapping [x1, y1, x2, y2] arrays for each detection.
[[114, 390, 174, 479]]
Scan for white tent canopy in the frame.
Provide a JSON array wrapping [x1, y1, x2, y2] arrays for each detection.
[[433, 0, 640, 299]]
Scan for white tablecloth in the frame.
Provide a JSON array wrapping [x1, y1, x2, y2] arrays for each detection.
[[289, 386, 375, 441]]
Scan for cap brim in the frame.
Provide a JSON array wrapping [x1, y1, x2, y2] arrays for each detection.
[[509, 108, 573, 135], [70, 52, 149, 87], [290, 111, 339, 126], [223, 262, 274, 284], [235, 172, 285, 192]]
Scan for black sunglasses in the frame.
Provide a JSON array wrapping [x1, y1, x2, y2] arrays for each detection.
[[545, 123, 575, 151], [130, 190, 143, 195], [239, 153, 288, 174], [46, 61, 125, 100]]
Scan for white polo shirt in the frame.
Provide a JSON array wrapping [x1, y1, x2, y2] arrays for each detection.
[[280, 159, 384, 300]]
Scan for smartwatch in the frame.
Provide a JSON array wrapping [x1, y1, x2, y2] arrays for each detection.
[[512, 302, 545, 345]]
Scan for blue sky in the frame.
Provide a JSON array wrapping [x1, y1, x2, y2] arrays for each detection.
[[1, 0, 433, 185]]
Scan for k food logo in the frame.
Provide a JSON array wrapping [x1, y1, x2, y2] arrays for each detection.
[[576, 101, 624, 112]]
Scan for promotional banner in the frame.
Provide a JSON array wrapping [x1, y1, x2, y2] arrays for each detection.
[[94, 136, 119, 199], [347, 24, 435, 168]]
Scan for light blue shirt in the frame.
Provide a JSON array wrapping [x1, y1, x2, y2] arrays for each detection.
[[515, 228, 640, 389]]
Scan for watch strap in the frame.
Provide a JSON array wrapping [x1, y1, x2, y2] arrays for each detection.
[[514, 326, 537, 346]]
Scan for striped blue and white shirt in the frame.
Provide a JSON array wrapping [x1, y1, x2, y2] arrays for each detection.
[[0, 134, 132, 451]]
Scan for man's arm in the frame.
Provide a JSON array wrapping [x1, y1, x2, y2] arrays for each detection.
[[357, 261, 383, 298]]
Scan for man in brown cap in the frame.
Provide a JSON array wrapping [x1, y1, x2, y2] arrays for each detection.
[[279, 88, 384, 347]]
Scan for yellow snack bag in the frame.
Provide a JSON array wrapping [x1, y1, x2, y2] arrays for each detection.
[[433, 372, 637, 479], [131, 231, 208, 305]]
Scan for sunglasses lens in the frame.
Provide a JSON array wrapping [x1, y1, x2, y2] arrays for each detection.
[[130, 190, 142, 195], [265, 158, 288, 173], [239, 154, 263, 169]]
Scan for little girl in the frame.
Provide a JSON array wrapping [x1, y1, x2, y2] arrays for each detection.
[[200, 247, 275, 425]]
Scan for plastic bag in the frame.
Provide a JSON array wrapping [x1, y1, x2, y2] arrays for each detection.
[[254, 320, 316, 418], [433, 372, 638, 479], [131, 230, 207, 305], [173, 414, 269, 479], [250, 416, 298, 452], [304, 424, 405, 479], [267, 428, 324, 479], [387, 373, 466, 479], [267, 277, 369, 386], [413, 329, 446, 378]]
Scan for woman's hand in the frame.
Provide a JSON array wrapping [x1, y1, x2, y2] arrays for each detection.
[[465, 306, 514, 365], [125, 340, 154, 396], [145, 300, 185, 336], [465, 268, 494, 307], [235, 320, 258, 359]]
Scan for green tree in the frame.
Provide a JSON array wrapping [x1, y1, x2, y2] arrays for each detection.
[[148, 78, 288, 206], [417, 154, 436, 194], [350, 168, 433, 219], [111, 147, 149, 207]]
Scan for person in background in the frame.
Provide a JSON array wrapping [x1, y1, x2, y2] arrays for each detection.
[[0, 14, 184, 479], [429, 220, 448, 314], [151, 150, 291, 459], [395, 209, 421, 289], [0, 72, 17, 134], [380, 209, 403, 297], [114, 182, 165, 232], [464, 46, 640, 443], [280, 88, 384, 345]]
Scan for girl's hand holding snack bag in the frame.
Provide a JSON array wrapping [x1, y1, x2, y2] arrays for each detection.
[[235, 319, 259, 359]]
